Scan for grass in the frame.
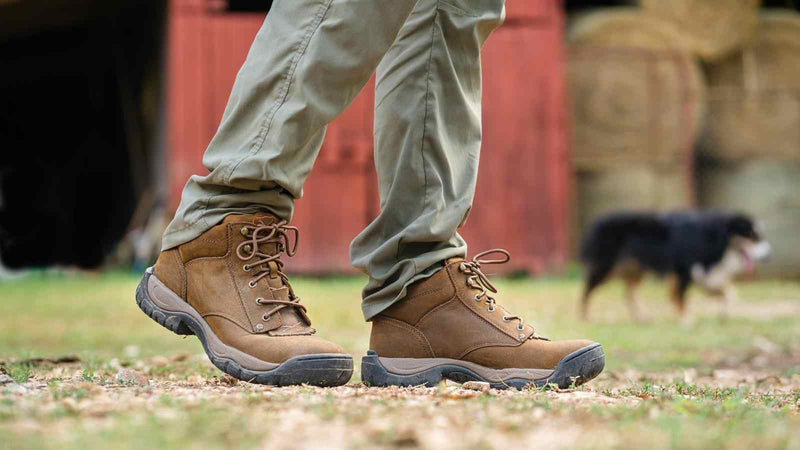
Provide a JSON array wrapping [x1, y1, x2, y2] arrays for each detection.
[[0, 270, 798, 449]]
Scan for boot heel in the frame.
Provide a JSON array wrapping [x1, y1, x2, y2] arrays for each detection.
[[135, 269, 194, 336], [361, 350, 445, 388]]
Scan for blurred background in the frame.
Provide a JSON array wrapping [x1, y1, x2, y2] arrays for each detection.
[[0, 0, 798, 277], [2, 5, 799, 447]]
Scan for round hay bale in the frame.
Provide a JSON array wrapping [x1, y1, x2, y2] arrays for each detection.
[[567, 9, 706, 170], [575, 165, 693, 239], [639, 0, 760, 61], [698, 160, 800, 277], [705, 10, 800, 162], [568, 8, 693, 51]]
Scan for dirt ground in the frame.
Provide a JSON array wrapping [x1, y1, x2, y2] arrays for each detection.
[[2, 353, 799, 449], [1, 274, 799, 449]]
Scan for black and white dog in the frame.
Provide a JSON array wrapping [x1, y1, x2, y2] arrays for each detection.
[[579, 211, 771, 325]]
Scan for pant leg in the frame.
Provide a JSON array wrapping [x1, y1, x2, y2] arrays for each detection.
[[351, 0, 506, 320], [162, 0, 421, 250]]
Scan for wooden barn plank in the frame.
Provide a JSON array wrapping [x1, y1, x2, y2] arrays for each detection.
[[166, 2, 569, 274]]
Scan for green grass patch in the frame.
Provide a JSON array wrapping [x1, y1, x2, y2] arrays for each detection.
[[0, 271, 798, 450]]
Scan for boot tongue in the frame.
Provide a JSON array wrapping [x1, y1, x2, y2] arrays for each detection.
[[225, 214, 312, 334], [270, 296, 314, 335], [274, 305, 313, 334], [265, 261, 314, 335]]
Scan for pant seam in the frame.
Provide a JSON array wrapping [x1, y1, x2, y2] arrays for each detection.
[[188, 1, 331, 236], [398, 2, 439, 270]]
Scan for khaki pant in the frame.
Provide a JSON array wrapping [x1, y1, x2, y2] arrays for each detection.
[[163, 0, 506, 320]]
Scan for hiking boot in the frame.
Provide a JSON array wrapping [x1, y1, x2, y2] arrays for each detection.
[[362, 249, 605, 389], [135, 214, 353, 386]]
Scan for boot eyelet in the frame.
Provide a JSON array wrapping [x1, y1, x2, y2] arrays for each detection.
[[517, 324, 524, 331], [243, 244, 252, 253], [262, 314, 270, 321], [502, 316, 509, 322], [240, 227, 250, 236], [255, 323, 264, 330], [255, 297, 264, 305], [518, 333, 525, 340], [474, 294, 482, 302], [248, 280, 257, 288], [488, 305, 495, 312], [243, 264, 251, 272]]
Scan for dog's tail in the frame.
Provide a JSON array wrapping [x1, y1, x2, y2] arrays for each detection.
[[580, 212, 667, 268]]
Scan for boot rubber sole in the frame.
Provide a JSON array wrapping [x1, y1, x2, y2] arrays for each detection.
[[361, 343, 605, 390], [135, 268, 353, 387]]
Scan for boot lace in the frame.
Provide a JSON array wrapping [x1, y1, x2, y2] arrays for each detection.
[[236, 219, 308, 322], [458, 249, 548, 341]]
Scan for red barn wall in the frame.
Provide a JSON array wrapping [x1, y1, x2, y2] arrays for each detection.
[[166, 0, 569, 274]]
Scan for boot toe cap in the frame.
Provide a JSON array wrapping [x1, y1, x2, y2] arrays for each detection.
[[464, 338, 600, 370], [242, 335, 347, 364]]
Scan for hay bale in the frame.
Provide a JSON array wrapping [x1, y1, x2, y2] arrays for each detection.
[[705, 10, 800, 162], [567, 9, 706, 170], [698, 160, 800, 277], [568, 8, 693, 51], [639, 0, 761, 61], [575, 166, 693, 239]]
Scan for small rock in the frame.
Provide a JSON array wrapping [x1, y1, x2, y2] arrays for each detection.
[[0, 374, 13, 385], [753, 335, 780, 353], [563, 391, 598, 400], [151, 356, 169, 367], [186, 375, 205, 385], [461, 381, 491, 392], [5, 383, 27, 394], [170, 354, 189, 362], [123, 345, 141, 358], [115, 369, 149, 387]]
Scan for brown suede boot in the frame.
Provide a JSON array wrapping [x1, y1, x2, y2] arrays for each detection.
[[362, 250, 605, 389], [135, 214, 353, 386]]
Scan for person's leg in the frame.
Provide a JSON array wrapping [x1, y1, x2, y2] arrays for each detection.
[[357, 0, 606, 389], [162, 0, 421, 250], [351, 0, 506, 320], [139, 0, 421, 387]]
